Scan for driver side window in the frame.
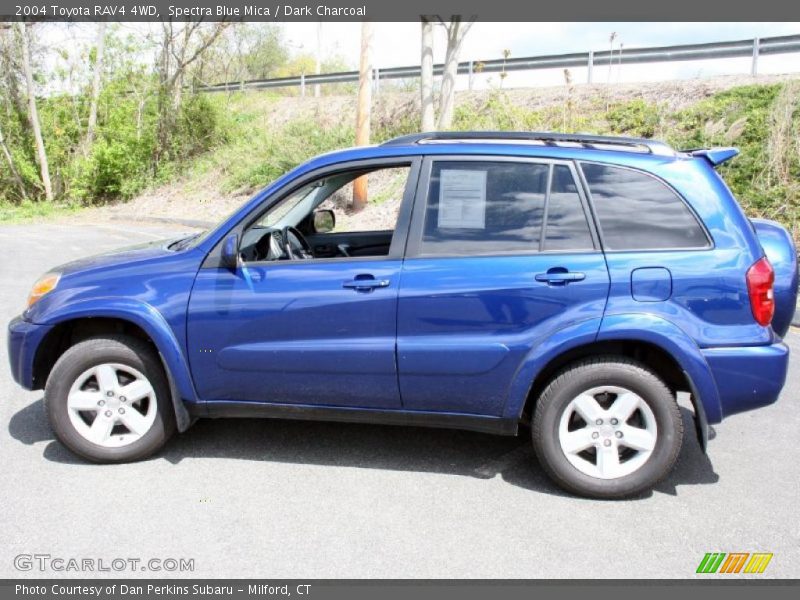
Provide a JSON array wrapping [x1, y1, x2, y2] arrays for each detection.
[[241, 165, 411, 263]]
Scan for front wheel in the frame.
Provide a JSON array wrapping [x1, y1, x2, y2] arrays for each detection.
[[44, 335, 175, 463], [532, 357, 683, 499]]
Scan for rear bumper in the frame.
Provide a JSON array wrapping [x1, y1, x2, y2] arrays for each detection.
[[7, 316, 52, 390], [702, 341, 789, 419]]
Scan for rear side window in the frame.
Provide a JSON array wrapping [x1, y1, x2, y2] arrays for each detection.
[[580, 163, 709, 250], [545, 165, 595, 251], [420, 161, 594, 255]]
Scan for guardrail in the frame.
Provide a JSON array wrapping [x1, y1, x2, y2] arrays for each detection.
[[196, 33, 800, 95]]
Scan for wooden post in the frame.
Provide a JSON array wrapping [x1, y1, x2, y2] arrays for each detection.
[[352, 21, 373, 212]]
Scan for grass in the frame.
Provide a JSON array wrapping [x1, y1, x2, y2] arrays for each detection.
[[0, 200, 80, 223]]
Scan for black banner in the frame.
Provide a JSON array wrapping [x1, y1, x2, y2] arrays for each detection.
[[2, 580, 800, 600], [2, 0, 800, 22]]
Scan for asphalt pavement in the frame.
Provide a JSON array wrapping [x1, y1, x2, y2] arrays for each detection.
[[1, 220, 798, 578]]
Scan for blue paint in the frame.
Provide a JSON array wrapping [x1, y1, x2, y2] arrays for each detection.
[[631, 267, 672, 302]]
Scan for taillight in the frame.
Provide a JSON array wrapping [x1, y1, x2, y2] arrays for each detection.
[[746, 257, 775, 326]]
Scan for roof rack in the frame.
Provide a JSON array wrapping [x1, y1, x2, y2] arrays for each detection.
[[381, 131, 676, 157]]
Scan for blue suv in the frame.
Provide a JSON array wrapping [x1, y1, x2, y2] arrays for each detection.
[[7, 132, 797, 498]]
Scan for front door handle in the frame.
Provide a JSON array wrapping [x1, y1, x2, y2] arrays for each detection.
[[535, 270, 586, 285], [342, 275, 390, 292]]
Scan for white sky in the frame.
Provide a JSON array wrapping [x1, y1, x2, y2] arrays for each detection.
[[283, 21, 800, 88], [38, 21, 800, 90]]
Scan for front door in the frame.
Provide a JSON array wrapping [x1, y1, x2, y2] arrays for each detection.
[[187, 160, 419, 408]]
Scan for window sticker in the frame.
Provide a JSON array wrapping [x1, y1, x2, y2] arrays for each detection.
[[437, 169, 487, 229]]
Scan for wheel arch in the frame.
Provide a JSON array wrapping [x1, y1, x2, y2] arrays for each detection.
[[507, 314, 720, 451], [32, 302, 196, 432]]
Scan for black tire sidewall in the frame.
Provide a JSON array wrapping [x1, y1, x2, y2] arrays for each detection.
[[533, 360, 682, 499], [44, 336, 174, 463]]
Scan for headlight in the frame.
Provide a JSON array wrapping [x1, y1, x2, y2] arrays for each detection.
[[27, 272, 61, 308]]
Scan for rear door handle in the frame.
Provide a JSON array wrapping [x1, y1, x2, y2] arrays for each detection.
[[535, 271, 586, 285], [342, 275, 390, 292]]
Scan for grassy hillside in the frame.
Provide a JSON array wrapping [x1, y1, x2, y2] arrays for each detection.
[[31, 75, 800, 238]]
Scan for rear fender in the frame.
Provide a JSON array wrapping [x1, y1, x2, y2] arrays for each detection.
[[598, 313, 722, 424]]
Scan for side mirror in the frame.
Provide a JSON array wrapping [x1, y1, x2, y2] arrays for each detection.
[[313, 209, 335, 234], [221, 234, 239, 271]]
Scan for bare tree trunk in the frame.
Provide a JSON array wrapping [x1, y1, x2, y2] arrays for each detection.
[[352, 21, 373, 213], [0, 122, 28, 201], [436, 18, 472, 130], [436, 17, 473, 131], [83, 22, 106, 154], [420, 17, 435, 131], [16, 22, 52, 202]]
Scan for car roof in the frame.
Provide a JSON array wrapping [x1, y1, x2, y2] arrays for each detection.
[[303, 132, 688, 174]]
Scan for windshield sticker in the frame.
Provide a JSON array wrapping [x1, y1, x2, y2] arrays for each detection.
[[437, 169, 487, 229]]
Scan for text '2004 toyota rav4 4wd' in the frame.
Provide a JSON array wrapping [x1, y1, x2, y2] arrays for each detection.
[[8, 132, 798, 498]]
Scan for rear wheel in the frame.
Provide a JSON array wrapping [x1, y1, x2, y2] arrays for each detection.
[[44, 335, 175, 463], [532, 357, 683, 499]]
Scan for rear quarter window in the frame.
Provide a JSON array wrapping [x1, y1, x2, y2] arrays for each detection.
[[580, 162, 710, 250]]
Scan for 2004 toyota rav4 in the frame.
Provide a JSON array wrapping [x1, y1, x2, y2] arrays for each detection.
[[8, 132, 797, 498]]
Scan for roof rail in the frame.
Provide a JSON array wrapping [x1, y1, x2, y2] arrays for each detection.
[[381, 131, 676, 157]]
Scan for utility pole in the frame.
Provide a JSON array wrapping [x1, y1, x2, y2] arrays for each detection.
[[352, 21, 373, 212]]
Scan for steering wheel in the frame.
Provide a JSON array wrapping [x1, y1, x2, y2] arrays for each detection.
[[281, 226, 313, 260]]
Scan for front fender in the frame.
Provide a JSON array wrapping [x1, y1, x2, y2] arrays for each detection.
[[597, 313, 722, 423], [34, 297, 197, 429]]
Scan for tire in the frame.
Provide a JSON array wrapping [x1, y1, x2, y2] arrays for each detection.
[[532, 356, 683, 499], [44, 334, 175, 463]]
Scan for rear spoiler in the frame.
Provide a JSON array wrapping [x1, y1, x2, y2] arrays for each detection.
[[684, 147, 740, 167]]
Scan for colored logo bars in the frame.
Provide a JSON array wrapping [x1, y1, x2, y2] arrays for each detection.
[[696, 552, 773, 574]]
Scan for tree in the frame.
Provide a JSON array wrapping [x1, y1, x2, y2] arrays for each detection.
[[436, 16, 473, 130], [418, 16, 474, 131], [352, 21, 373, 212], [15, 22, 52, 202], [0, 122, 27, 201], [420, 16, 435, 131], [155, 22, 227, 164], [83, 22, 106, 154]]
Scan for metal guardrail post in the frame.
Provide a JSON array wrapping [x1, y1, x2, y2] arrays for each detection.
[[587, 51, 594, 84], [752, 37, 760, 76], [374, 68, 380, 94], [468, 60, 474, 90]]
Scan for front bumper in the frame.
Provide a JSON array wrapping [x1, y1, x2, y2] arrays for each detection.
[[702, 341, 789, 419], [7, 316, 53, 390]]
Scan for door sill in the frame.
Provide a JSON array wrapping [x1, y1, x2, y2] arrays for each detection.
[[191, 401, 519, 436]]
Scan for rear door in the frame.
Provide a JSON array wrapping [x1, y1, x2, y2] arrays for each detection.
[[397, 156, 610, 416]]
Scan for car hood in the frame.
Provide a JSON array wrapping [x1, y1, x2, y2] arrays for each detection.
[[54, 238, 179, 276]]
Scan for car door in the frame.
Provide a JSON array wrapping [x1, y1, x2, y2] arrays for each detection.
[[186, 158, 420, 408], [397, 156, 610, 416]]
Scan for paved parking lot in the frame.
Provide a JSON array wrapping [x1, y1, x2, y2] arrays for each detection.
[[1, 220, 798, 579]]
